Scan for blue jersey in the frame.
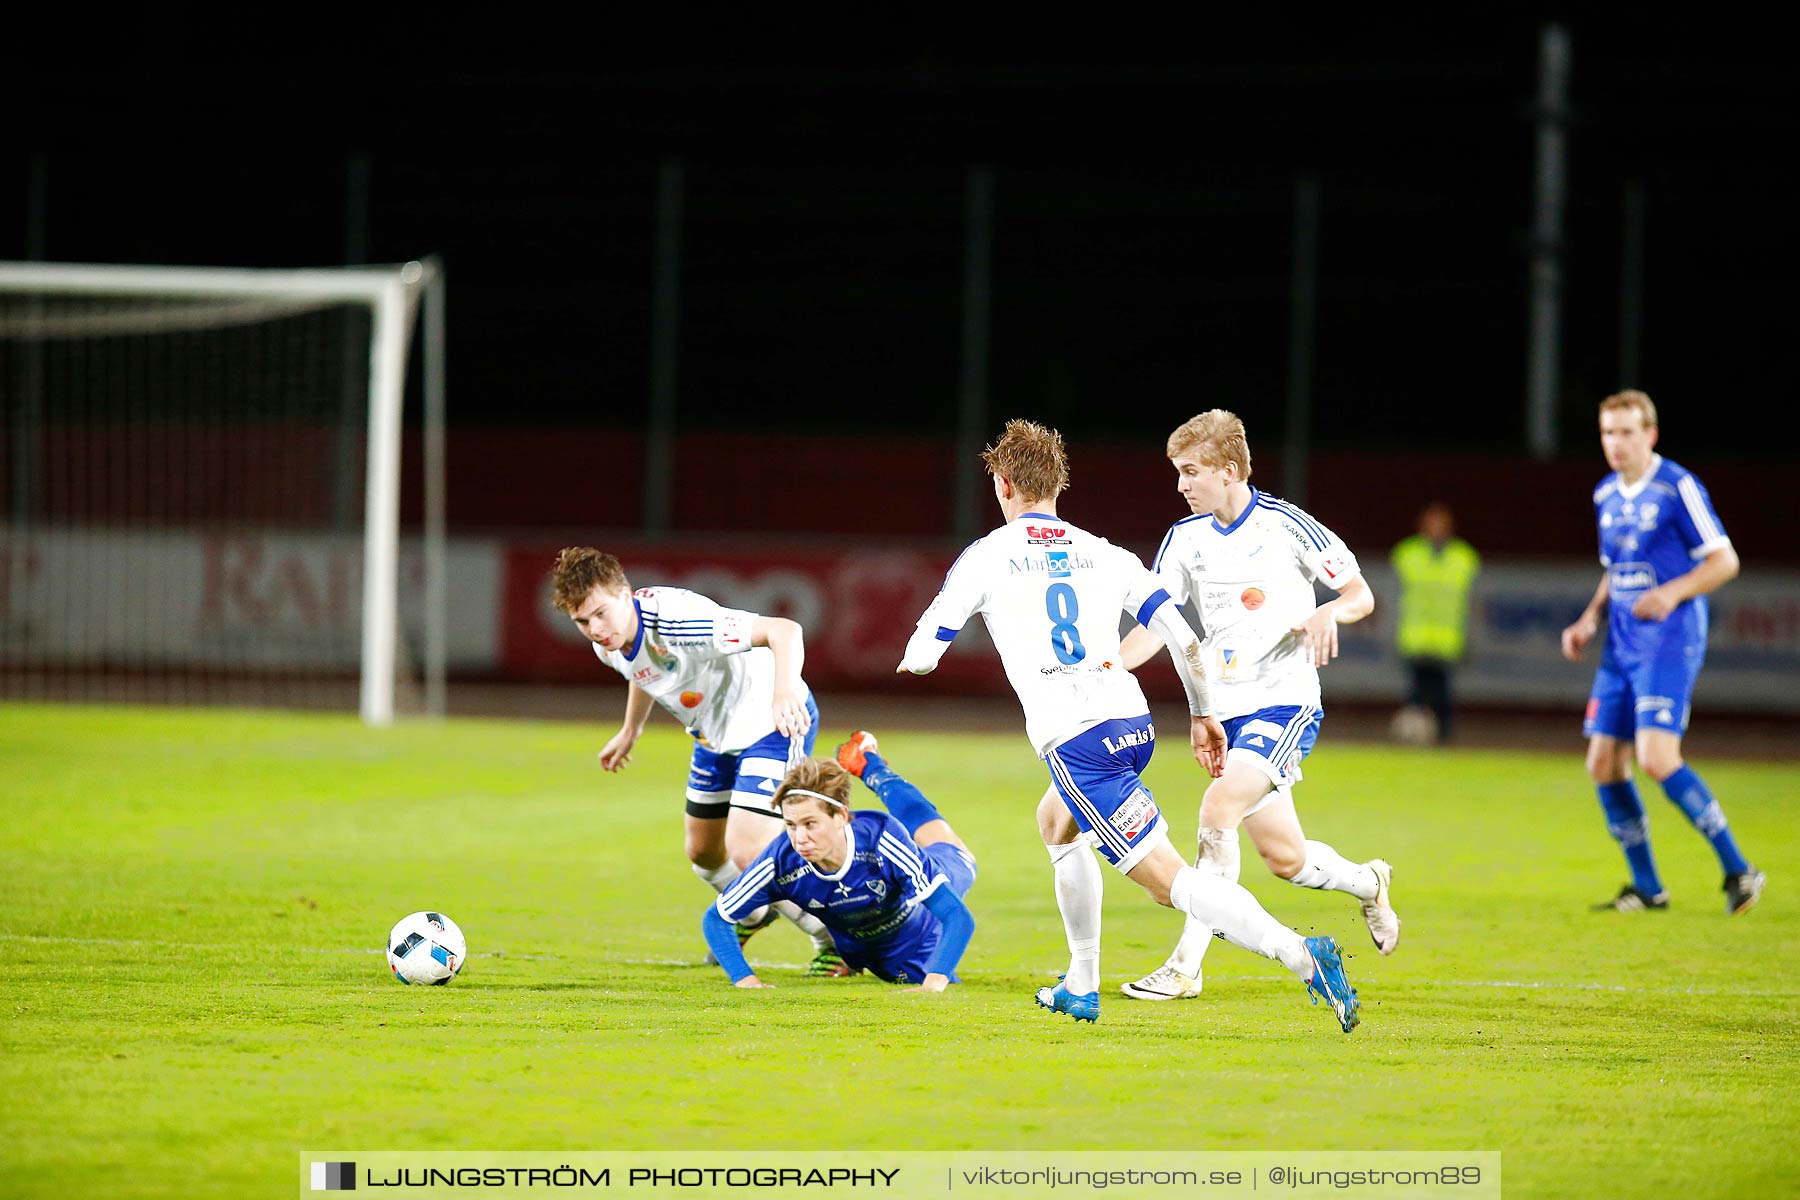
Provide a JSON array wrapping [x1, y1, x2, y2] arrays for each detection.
[[1593, 455, 1731, 669], [716, 811, 955, 981]]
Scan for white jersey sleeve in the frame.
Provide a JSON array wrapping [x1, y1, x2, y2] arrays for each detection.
[[1276, 502, 1361, 592], [640, 588, 759, 660], [1117, 543, 1176, 622], [1150, 517, 1204, 608], [900, 541, 990, 674]]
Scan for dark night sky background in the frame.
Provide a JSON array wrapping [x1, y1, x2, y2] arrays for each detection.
[[4, 16, 1795, 461]]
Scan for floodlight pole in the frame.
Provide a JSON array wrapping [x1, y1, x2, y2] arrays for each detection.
[[1526, 23, 1572, 460], [644, 159, 683, 536], [1619, 181, 1646, 386], [954, 166, 995, 542], [1283, 172, 1320, 508], [10, 155, 49, 527]]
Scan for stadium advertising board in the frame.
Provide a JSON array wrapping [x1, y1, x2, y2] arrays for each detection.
[[4, 529, 1797, 711]]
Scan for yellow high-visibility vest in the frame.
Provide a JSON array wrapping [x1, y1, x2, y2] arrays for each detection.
[[1391, 535, 1480, 662]]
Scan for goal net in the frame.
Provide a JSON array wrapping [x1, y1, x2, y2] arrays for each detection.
[[0, 261, 444, 724]]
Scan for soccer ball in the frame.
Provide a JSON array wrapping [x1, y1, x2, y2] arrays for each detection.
[[1388, 705, 1440, 747], [386, 911, 466, 985]]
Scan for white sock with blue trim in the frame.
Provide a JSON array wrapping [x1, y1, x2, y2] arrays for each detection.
[[1047, 838, 1102, 994], [1169, 866, 1311, 978]]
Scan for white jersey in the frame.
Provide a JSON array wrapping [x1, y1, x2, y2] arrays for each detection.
[[594, 586, 775, 754], [1151, 488, 1362, 719], [903, 512, 1176, 755]]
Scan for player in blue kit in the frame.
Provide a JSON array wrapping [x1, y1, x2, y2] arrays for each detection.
[[1560, 390, 1765, 915], [704, 732, 978, 990]]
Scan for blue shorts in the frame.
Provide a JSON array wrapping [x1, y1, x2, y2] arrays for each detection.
[[1584, 650, 1703, 740], [855, 843, 979, 985], [1043, 715, 1165, 873], [684, 693, 820, 818], [1222, 704, 1323, 790]]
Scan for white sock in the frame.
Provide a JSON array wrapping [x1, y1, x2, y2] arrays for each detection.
[[772, 900, 835, 950], [1047, 838, 1102, 994], [1169, 866, 1311, 979], [1288, 839, 1379, 900], [1166, 827, 1239, 977], [693, 861, 741, 893]]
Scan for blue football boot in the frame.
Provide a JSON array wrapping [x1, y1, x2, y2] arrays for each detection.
[[1302, 935, 1360, 1032], [1035, 980, 1099, 1023]]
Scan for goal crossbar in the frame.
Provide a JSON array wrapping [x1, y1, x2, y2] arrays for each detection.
[[0, 259, 437, 726]]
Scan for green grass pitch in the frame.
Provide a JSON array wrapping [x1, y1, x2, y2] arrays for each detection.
[[2, 702, 1795, 1198]]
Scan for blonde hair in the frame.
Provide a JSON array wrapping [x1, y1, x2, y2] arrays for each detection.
[[1167, 410, 1252, 480], [549, 547, 631, 614], [771, 758, 855, 813], [981, 418, 1070, 502], [1600, 389, 1658, 428]]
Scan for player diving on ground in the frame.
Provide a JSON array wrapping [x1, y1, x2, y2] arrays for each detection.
[[704, 732, 978, 991]]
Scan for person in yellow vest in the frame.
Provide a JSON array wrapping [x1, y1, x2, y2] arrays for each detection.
[[1390, 503, 1480, 744]]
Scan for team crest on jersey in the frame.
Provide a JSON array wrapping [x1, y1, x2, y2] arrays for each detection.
[[645, 641, 679, 673], [866, 880, 887, 899], [1240, 587, 1265, 611]]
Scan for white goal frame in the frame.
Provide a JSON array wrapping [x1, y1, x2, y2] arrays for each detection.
[[0, 259, 446, 726]]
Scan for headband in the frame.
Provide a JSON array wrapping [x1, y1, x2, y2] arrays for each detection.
[[780, 787, 848, 811]]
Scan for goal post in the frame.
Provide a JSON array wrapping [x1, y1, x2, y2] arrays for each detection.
[[0, 259, 445, 726]]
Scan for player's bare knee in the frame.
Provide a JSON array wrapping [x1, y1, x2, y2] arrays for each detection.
[[1137, 873, 1174, 906], [1038, 788, 1078, 845], [1584, 739, 1630, 783], [1263, 846, 1305, 880], [1639, 747, 1684, 781]]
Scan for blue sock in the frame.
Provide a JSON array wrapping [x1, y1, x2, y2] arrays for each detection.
[[1659, 766, 1750, 876], [1598, 781, 1663, 896], [861, 754, 943, 836]]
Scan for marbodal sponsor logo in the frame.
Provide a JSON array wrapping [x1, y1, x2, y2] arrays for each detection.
[[1009, 552, 1094, 575]]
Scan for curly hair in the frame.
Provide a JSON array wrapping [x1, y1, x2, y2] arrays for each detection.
[[549, 547, 631, 614], [980, 418, 1070, 502]]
